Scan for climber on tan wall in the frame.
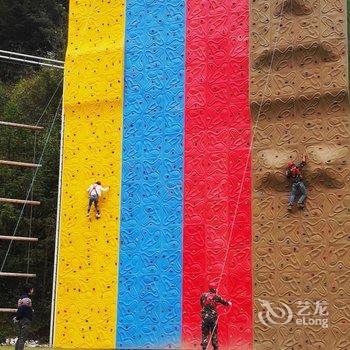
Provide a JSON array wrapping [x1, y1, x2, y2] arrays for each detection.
[[86, 181, 109, 219], [286, 154, 307, 210]]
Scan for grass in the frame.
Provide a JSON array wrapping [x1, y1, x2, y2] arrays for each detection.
[[1, 347, 52, 349]]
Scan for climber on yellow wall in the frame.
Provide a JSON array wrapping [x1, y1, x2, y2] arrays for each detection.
[[86, 181, 109, 219], [286, 154, 307, 210]]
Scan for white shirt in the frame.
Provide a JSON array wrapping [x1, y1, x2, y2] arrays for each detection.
[[87, 184, 109, 197]]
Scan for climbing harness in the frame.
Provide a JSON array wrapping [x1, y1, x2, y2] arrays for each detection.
[[203, 292, 217, 309], [89, 185, 99, 197]]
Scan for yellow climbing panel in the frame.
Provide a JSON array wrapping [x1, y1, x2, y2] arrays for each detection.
[[53, 1, 125, 348]]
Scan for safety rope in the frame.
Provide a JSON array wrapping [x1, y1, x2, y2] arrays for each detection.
[[26, 132, 37, 281], [0, 97, 62, 273], [35, 77, 63, 127], [205, 2, 287, 349]]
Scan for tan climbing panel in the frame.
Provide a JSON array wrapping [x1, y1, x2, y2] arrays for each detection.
[[250, 0, 350, 348]]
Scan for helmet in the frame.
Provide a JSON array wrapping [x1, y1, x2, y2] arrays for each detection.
[[287, 161, 294, 168], [209, 282, 217, 292]]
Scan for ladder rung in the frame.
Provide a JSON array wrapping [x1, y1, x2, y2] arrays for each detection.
[[0, 235, 38, 242], [0, 121, 43, 131], [0, 272, 36, 278], [0, 308, 17, 313], [0, 198, 40, 206], [0, 160, 42, 168]]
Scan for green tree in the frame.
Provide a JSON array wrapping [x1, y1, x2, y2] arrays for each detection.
[[0, 68, 63, 342], [0, 0, 67, 342], [0, 0, 68, 82]]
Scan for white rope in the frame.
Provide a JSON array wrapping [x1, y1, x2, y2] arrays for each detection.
[[205, 2, 287, 349], [35, 78, 63, 126], [0, 54, 64, 69], [0, 98, 62, 273], [0, 57, 41, 69], [0, 50, 64, 64], [49, 99, 65, 346]]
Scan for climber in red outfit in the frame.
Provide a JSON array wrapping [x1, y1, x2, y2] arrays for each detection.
[[200, 283, 232, 350], [286, 154, 307, 210]]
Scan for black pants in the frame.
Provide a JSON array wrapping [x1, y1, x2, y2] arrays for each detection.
[[201, 319, 218, 350], [15, 318, 31, 350], [87, 195, 100, 214]]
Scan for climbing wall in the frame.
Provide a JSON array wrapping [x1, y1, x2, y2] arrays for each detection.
[[53, 0, 125, 348], [117, 0, 185, 348], [251, 0, 350, 348], [182, 0, 252, 349], [52, 0, 350, 348], [348, 0, 350, 85]]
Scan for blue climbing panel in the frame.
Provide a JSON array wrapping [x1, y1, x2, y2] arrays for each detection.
[[117, 0, 185, 347]]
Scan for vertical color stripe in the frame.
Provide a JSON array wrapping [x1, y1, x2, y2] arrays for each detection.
[[251, 1, 350, 348], [348, 0, 350, 88], [182, 0, 252, 349], [54, 1, 125, 348], [116, 0, 185, 348]]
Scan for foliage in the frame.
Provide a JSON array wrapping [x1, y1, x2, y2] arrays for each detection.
[[0, 0, 68, 82], [0, 0, 67, 343]]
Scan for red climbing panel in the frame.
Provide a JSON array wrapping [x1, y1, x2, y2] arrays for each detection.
[[182, 0, 252, 349]]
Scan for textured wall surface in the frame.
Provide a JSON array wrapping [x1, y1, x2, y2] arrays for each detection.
[[117, 0, 185, 348], [182, 0, 252, 349], [348, 0, 350, 86], [54, 0, 125, 348], [251, 0, 350, 349]]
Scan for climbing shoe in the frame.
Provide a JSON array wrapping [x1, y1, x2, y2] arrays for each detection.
[[287, 204, 292, 211]]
